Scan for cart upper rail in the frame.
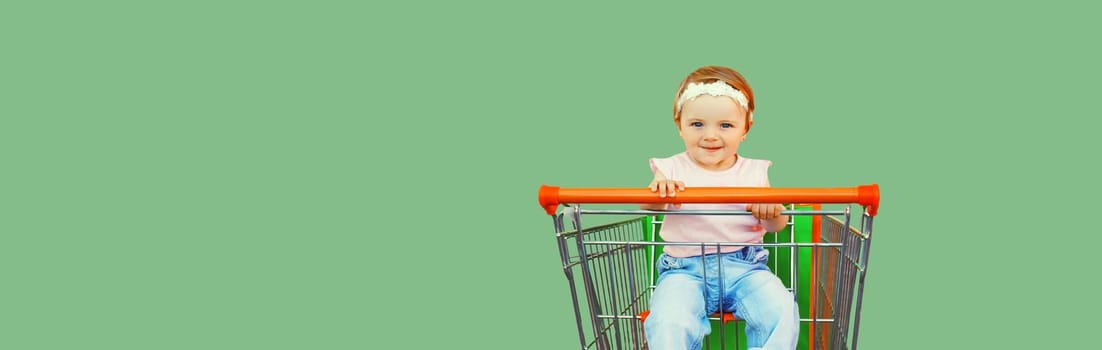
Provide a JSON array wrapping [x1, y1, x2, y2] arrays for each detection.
[[538, 184, 880, 216]]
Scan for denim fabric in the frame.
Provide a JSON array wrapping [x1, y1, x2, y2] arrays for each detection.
[[644, 246, 800, 350]]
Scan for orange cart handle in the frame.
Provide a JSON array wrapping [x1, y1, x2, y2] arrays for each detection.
[[538, 184, 880, 217]]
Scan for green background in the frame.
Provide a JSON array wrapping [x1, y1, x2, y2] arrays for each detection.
[[3, 1, 1098, 349]]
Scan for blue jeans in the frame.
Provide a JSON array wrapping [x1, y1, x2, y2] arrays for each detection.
[[644, 246, 799, 350]]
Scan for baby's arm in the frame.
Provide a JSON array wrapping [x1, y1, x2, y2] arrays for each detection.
[[641, 169, 683, 210], [750, 169, 788, 232]]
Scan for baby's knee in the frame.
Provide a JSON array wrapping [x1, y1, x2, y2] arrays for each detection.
[[759, 297, 798, 325], [742, 275, 799, 324], [644, 310, 709, 339]]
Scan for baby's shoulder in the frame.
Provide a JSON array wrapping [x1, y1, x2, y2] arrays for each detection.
[[738, 155, 773, 170], [649, 152, 689, 173]]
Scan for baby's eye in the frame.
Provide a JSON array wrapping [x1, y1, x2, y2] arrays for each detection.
[[690, 121, 703, 127], [721, 123, 734, 128]]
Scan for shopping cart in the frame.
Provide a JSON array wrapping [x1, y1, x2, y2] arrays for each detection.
[[538, 185, 880, 350]]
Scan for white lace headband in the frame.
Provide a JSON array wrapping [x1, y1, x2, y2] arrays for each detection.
[[676, 81, 752, 120]]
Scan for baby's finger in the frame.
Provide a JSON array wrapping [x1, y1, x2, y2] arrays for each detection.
[[676, 181, 686, 192], [666, 181, 677, 197], [657, 182, 667, 198], [649, 180, 658, 192]]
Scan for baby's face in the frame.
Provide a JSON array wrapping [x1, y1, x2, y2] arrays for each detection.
[[677, 95, 749, 171]]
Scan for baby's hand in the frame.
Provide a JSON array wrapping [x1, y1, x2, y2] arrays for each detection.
[[649, 179, 685, 209], [649, 179, 684, 198], [748, 203, 785, 219]]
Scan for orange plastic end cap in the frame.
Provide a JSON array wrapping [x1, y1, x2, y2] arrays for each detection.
[[858, 184, 880, 216], [539, 185, 560, 216]]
